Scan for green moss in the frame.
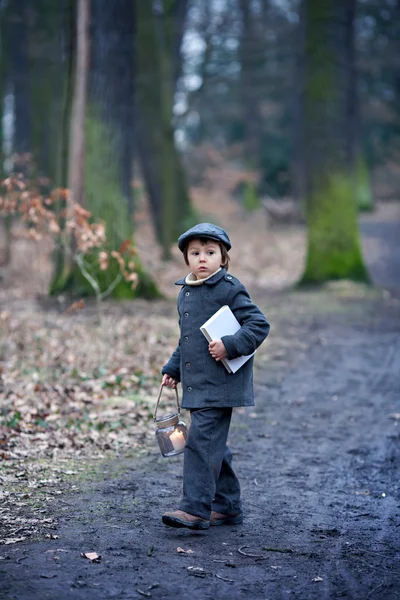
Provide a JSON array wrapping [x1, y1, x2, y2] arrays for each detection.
[[57, 250, 163, 300], [242, 182, 261, 212], [85, 109, 132, 248], [50, 109, 161, 299], [355, 157, 374, 212], [300, 172, 370, 284]]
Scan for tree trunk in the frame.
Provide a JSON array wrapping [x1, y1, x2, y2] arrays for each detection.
[[136, 0, 194, 259], [238, 0, 262, 166], [0, 0, 30, 266], [76, 0, 159, 298], [8, 0, 31, 164], [300, 0, 369, 284], [291, 0, 306, 204], [49, 0, 87, 294], [0, 5, 11, 267], [68, 0, 89, 207], [48, 0, 76, 294]]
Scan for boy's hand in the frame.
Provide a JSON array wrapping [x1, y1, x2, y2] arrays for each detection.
[[162, 374, 178, 389], [209, 340, 227, 362]]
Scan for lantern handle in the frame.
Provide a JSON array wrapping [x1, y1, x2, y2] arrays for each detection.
[[153, 383, 180, 422]]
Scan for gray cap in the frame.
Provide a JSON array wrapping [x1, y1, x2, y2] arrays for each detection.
[[177, 223, 232, 252]]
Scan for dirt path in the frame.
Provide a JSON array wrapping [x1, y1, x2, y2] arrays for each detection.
[[1, 214, 400, 600]]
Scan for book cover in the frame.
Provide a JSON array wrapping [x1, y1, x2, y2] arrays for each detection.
[[200, 305, 255, 374]]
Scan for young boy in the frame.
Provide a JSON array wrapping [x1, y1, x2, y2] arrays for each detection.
[[161, 223, 270, 530]]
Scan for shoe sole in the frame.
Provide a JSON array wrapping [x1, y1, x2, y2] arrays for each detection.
[[210, 515, 243, 526], [162, 515, 210, 530]]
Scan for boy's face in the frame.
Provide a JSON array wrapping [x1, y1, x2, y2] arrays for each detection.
[[186, 238, 225, 279]]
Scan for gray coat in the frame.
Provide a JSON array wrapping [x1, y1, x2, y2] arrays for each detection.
[[162, 268, 270, 409]]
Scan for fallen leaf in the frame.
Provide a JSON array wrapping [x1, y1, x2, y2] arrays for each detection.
[[177, 547, 194, 554], [45, 533, 59, 540], [2, 537, 27, 545], [271, 565, 282, 569], [389, 413, 400, 420], [312, 576, 324, 583], [81, 552, 101, 562]]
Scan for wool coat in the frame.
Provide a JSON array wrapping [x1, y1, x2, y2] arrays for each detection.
[[162, 268, 270, 409]]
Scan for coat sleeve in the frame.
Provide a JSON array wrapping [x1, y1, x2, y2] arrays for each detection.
[[161, 307, 182, 382], [221, 283, 270, 360], [161, 345, 181, 382]]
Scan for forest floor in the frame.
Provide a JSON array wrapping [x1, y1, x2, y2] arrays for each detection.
[[0, 197, 400, 599]]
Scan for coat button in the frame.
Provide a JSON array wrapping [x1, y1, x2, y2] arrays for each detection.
[[187, 386, 192, 392], [185, 362, 190, 368], [184, 312, 189, 317], [226, 275, 232, 280], [185, 291, 190, 296], [184, 336, 188, 342]]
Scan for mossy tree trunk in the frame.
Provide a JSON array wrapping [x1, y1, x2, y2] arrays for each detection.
[[136, 0, 195, 260], [65, 0, 160, 299], [300, 0, 369, 284], [49, 0, 85, 294], [48, 0, 76, 294]]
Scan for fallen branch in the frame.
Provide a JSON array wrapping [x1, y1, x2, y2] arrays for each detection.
[[238, 545, 267, 559], [263, 547, 294, 554], [367, 583, 384, 599], [215, 574, 234, 583], [136, 590, 152, 598]]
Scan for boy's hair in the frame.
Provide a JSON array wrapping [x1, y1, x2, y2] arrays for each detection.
[[183, 237, 230, 271]]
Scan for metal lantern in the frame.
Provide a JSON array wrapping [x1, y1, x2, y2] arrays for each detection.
[[154, 385, 188, 457]]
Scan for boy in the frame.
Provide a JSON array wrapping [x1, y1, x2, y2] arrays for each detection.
[[161, 223, 270, 529]]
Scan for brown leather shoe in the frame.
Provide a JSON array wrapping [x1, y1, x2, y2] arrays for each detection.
[[210, 510, 243, 526], [162, 510, 210, 530]]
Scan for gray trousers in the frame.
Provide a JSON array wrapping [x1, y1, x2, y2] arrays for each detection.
[[178, 407, 242, 520]]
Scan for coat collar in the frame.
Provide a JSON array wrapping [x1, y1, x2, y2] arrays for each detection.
[[175, 267, 227, 286]]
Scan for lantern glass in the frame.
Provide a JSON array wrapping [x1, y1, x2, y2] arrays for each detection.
[[155, 413, 188, 457]]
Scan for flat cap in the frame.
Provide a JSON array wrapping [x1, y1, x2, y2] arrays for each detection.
[[177, 223, 232, 252]]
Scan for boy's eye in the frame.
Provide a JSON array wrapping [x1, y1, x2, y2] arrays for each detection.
[[208, 251, 214, 255]]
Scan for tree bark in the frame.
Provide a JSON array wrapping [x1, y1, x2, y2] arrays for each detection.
[[68, 0, 90, 207], [79, 0, 159, 298], [9, 0, 31, 162], [136, 0, 194, 259], [238, 0, 262, 165], [300, 0, 369, 284], [0, 5, 11, 267]]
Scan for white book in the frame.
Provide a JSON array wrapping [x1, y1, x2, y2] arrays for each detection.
[[200, 305, 255, 374]]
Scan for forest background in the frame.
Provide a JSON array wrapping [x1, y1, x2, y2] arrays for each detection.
[[0, 0, 399, 496]]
